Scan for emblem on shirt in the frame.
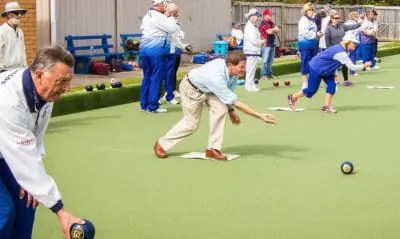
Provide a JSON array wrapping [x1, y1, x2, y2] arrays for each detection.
[[16, 137, 36, 146]]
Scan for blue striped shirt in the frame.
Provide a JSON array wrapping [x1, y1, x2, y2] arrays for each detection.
[[188, 59, 238, 105]]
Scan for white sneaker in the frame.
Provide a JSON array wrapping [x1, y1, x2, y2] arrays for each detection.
[[167, 99, 180, 105], [351, 73, 359, 76], [371, 65, 380, 70], [245, 86, 260, 92], [173, 91, 180, 98], [151, 108, 168, 113]]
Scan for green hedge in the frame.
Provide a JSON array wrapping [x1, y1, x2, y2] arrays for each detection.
[[52, 86, 141, 117], [52, 46, 400, 117]]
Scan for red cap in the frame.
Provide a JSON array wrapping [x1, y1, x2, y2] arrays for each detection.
[[263, 9, 272, 16]]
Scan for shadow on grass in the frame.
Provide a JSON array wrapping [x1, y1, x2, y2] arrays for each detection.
[[307, 105, 395, 112], [47, 115, 121, 134], [169, 144, 309, 160]]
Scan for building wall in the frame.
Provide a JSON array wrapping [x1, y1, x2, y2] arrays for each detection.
[[0, 0, 37, 64], [45, 0, 231, 52]]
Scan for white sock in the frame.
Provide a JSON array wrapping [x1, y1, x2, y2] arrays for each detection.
[[301, 82, 308, 90]]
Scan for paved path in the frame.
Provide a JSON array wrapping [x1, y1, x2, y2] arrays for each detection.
[[71, 54, 298, 87]]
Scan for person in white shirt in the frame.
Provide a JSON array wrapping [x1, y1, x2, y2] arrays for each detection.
[[163, 3, 192, 105], [231, 22, 244, 46], [344, 11, 363, 75], [0, 2, 28, 72], [139, 0, 177, 113], [298, 3, 322, 89], [318, 8, 335, 52], [153, 51, 276, 160], [0, 45, 86, 239], [243, 8, 264, 92], [359, 10, 379, 70]]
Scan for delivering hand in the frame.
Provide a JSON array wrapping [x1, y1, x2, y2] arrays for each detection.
[[258, 113, 276, 124]]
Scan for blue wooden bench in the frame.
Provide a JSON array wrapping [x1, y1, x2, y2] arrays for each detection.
[[65, 34, 123, 74], [120, 33, 142, 64], [216, 33, 243, 50]]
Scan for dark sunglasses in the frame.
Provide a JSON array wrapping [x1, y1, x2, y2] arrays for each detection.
[[10, 11, 25, 16], [333, 17, 340, 19]]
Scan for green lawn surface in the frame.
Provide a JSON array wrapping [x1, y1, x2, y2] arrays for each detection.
[[34, 55, 400, 238]]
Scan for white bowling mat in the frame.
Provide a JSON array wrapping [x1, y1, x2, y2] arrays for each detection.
[[267, 107, 306, 112], [180, 152, 240, 161], [366, 86, 394, 89]]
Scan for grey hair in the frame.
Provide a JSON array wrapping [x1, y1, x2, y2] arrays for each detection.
[[29, 45, 74, 73], [166, 3, 178, 12]]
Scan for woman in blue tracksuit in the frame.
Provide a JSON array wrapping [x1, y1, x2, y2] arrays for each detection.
[[288, 35, 371, 113], [297, 3, 323, 89]]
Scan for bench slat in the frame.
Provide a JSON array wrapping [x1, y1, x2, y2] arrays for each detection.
[[72, 52, 123, 58], [65, 34, 112, 40], [68, 45, 113, 51], [120, 34, 142, 39]]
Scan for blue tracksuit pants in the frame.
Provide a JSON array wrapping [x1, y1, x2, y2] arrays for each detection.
[[165, 54, 177, 102], [303, 68, 336, 98], [299, 49, 316, 75], [140, 54, 167, 112], [360, 43, 376, 68], [0, 158, 36, 239]]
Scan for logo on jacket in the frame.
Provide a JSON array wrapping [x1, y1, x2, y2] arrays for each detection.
[[0, 70, 18, 85], [16, 137, 36, 146]]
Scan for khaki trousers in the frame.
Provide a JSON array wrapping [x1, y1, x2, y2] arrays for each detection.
[[159, 76, 228, 151]]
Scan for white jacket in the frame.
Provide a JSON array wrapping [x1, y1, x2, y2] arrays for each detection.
[[169, 22, 187, 54], [140, 9, 177, 56], [0, 69, 62, 209], [231, 28, 244, 45], [243, 21, 263, 54], [319, 16, 330, 49], [298, 16, 317, 40], [0, 23, 27, 71], [344, 19, 361, 40]]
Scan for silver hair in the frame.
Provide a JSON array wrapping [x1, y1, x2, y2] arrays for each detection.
[[29, 45, 74, 73], [166, 3, 178, 11]]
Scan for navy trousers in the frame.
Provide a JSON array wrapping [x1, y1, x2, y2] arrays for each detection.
[[140, 54, 167, 111], [360, 43, 376, 68], [299, 49, 316, 75], [0, 158, 36, 239], [165, 54, 177, 102]]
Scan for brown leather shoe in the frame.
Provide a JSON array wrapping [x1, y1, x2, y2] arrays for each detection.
[[154, 141, 167, 158], [205, 149, 228, 160]]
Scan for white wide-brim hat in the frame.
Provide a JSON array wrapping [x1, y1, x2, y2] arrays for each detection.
[[1, 2, 27, 17], [343, 35, 360, 44]]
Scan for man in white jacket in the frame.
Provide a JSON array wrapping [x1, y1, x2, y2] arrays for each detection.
[[139, 0, 177, 113], [243, 8, 264, 92], [0, 2, 28, 72], [0, 45, 85, 239]]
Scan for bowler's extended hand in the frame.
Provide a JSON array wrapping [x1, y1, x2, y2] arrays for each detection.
[[57, 209, 85, 239], [258, 113, 276, 124]]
